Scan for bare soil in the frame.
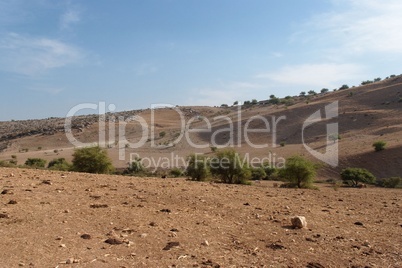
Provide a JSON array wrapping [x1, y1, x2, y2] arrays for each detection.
[[0, 167, 401, 267]]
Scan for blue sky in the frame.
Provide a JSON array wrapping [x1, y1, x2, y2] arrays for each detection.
[[1, 0, 401, 120]]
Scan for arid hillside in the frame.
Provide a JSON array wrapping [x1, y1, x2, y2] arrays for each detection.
[[1, 75, 402, 179]]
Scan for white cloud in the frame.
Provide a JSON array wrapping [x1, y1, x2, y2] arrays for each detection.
[[255, 63, 365, 88], [60, 8, 81, 30], [301, 0, 402, 55], [0, 33, 84, 75]]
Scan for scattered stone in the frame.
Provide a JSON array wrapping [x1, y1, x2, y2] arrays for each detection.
[[1, 189, 9, 195], [201, 240, 210, 246], [170, 228, 179, 232], [105, 238, 123, 245], [267, 242, 286, 250], [306, 262, 325, 268], [201, 259, 220, 268], [140, 233, 148, 238], [243, 203, 250, 206], [65, 258, 74, 264], [291, 216, 307, 229], [81, 234, 91, 240], [64, 209, 70, 213], [149, 222, 157, 227], [354, 221, 364, 226], [55, 236, 63, 240], [41, 180, 52, 185], [162, 241, 180, 251], [90, 204, 109, 208], [160, 208, 171, 213], [0, 213, 10, 219], [60, 244, 66, 248], [8, 200, 17, 205]]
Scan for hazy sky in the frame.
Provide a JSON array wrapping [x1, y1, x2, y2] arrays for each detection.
[[1, 0, 401, 120]]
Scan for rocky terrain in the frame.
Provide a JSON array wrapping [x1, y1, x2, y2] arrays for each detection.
[[0, 167, 401, 267]]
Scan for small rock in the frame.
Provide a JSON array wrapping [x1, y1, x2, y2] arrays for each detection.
[[64, 209, 70, 213], [1, 189, 9, 195], [81, 234, 91, 239], [55, 236, 63, 240], [8, 200, 17, 205], [243, 203, 250, 206], [41, 180, 52, 185], [354, 221, 364, 226], [65, 258, 74, 264], [105, 238, 123, 245], [291, 216, 307, 229], [0, 213, 10, 219], [140, 233, 148, 238], [162, 241, 180, 251], [149, 222, 157, 227], [201, 240, 209, 246], [60, 244, 66, 248], [170, 228, 179, 232], [160, 208, 171, 213]]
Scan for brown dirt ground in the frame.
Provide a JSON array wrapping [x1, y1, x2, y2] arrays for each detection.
[[0, 167, 401, 267]]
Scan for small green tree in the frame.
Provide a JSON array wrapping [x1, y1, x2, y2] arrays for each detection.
[[373, 141, 386, 152], [340, 168, 376, 187], [25, 158, 47, 168], [321, 88, 329, 93], [308, 90, 316, 95], [128, 157, 144, 174], [72, 146, 114, 174], [186, 154, 210, 181], [279, 156, 316, 188], [210, 149, 251, 184], [48, 158, 72, 171], [159, 131, 166, 138], [299, 91, 306, 97], [262, 163, 278, 180], [251, 99, 258, 105]]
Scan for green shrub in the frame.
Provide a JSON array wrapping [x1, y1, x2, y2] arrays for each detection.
[[0, 160, 15, 167], [170, 167, 184, 178], [72, 146, 114, 174], [159, 131, 166, 138], [321, 88, 329, 93], [278, 156, 316, 188], [48, 158, 71, 171], [210, 146, 218, 153], [186, 154, 210, 181], [210, 149, 251, 184], [373, 140, 386, 152], [339, 84, 349, 90], [250, 167, 266, 180], [377, 177, 401, 188], [340, 168, 376, 187], [280, 141, 286, 147], [25, 158, 47, 168], [128, 157, 145, 174], [262, 163, 278, 180]]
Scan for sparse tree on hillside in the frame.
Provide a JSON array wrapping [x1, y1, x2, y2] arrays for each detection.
[[339, 84, 349, 90], [186, 154, 210, 181], [72, 146, 114, 174], [25, 158, 47, 168], [299, 91, 306, 97], [279, 156, 316, 188], [373, 140, 386, 152], [340, 168, 376, 187], [321, 88, 329, 93], [210, 149, 251, 184]]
